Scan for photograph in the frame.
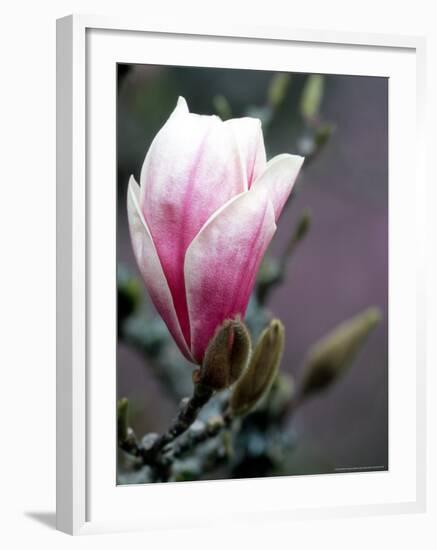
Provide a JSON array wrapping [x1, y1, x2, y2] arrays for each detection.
[[1, 0, 431, 543], [116, 63, 388, 484]]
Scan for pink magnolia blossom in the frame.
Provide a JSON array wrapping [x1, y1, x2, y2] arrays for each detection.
[[127, 97, 304, 364]]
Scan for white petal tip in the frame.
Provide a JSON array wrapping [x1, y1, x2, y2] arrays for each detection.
[[286, 153, 305, 164], [268, 153, 305, 170], [295, 155, 305, 169], [175, 96, 189, 114], [128, 174, 140, 198]]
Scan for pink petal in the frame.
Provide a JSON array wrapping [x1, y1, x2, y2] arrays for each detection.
[[185, 189, 276, 363], [127, 176, 193, 362], [252, 154, 304, 220], [139, 98, 248, 347], [225, 117, 266, 188]]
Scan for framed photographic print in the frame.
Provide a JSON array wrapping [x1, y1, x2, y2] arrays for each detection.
[[56, 15, 427, 535]]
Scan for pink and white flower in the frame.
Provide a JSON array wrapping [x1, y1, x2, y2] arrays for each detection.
[[127, 97, 304, 364]]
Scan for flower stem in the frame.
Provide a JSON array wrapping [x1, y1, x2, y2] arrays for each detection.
[[146, 382, 214, 460]]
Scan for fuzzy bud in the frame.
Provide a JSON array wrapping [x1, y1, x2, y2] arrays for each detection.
[[230, 319, 285, 416], [300, 307, 381, 398], [199, 318, 251, 390]]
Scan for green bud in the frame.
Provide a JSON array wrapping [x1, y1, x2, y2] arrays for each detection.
[[268, 73, 291, 108], [199, 318, 251, 390], [230, 319, 285, 416], [300, 74, 324, 121], [117, 397, 129, 442], [300, 307, 381, 398]]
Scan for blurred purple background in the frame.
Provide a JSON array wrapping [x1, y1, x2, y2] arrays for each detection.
[[117, 65, 388, 474]]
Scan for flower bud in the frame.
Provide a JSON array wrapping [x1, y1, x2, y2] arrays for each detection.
[[127, 97, 304, 364], [230, 319, 285, 416], [268, 73, 291, 109], [198, 318, 251, 390], [300, 307, 381, 398], [300, 74, 324, 121]]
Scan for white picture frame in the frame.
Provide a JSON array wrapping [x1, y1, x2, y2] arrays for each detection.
[[56, 14, 427, 535]]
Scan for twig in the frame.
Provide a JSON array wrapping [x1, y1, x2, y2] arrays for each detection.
[[118, 383, 214, 481], [141, 382, 214, 462], [118, 427, 143, 460], [167, 411, 233, 460], [155, 383, 213, 451]]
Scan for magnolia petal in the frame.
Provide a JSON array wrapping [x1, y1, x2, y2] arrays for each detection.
[[127, 176, 193, 362], [139, 97, 247, 346], [185, 189, 277, 363], [225, 117, 267, 188], [252, 154, 304, 220]]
